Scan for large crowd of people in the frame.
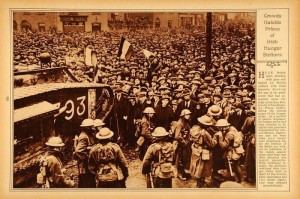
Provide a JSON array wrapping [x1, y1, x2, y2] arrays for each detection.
[[108, 16, 153, 30], [14, 16, 256, 188]]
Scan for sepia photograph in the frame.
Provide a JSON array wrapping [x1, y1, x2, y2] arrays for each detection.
[[12, 10, 256, 189]]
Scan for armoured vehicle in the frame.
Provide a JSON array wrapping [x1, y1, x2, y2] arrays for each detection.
[[13, 67, 114, 188]]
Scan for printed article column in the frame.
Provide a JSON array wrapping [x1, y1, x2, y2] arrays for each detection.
[[256, 9, 289, 191]]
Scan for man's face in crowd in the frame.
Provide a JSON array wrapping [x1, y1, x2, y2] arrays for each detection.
[[148, 113, 154, 118], [195, 73, 201, 79], [219, 126, 229, 134], [102, 77, 108, 82], [191, 84, 197, 90], [236, 97, 242, 103], [161, 99, 169, 107], [184, 95, 191, 101], [213, 96, 222, 105], [134, 79, 140, 85], [229, 97, 235, 104], [184, 114, 191, 120], [133, 87, 140, 94], [129, 99, 136, 106], [148, 91, 154, 98], [215, 87, 221, 93], [139, 96, 146, 103]]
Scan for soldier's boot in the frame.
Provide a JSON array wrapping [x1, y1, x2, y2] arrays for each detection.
[[197, 177, 205, 188]]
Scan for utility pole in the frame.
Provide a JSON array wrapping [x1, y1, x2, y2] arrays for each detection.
[[206, 12, 212, 71]]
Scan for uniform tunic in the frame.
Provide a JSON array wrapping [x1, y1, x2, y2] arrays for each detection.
[[74, 130, 97, 188], [44, 150, 73, 188], [190, 129, 217, 179], [88, 142, 128, 188]]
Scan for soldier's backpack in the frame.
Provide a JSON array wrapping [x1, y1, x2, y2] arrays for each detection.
[[154, 142, 177, 179], [36, 156, 50, 188], [96, 143, 124, 182], [228, 128, 245, 160]]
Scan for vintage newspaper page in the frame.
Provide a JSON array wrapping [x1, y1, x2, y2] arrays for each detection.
[[0, 0, 299, 198]]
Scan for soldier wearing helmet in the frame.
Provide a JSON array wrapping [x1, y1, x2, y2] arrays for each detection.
[[93, 119, 105, 132], [138, 107, 156, 161], [214, 119, 243, 183], [41, 137, 75, 188], [174, 109, 192, 180], [88, 128, 128, 188], [74, 118, 97, 188], [189, 116, 217, 188], [142, 127, 176, 188]]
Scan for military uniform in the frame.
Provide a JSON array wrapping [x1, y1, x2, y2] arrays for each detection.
[[75, 130, 97, 188], [139, 116, 155, 160], [174, 117, 191, 179], [88, 142, 128, 188], [43, 150, 74, 188]]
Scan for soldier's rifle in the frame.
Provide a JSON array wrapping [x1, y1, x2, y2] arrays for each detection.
[[227, 155, 234, 177]]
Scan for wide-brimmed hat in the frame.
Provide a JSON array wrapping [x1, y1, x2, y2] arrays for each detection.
[[143, 107, 155, 114], [198, 115, 213, 126], [93, 119, 105, 127], [207, 105, 223, 116], [180, 109, 192, 116], [222, 90, 232, 98], [232, 102, 244, 109], [45, 136, 65, 147], [215, 119, 230, 127], [80, 118, 94, 127], [96, 128, 114, 140], [152, 127, 169, 137]]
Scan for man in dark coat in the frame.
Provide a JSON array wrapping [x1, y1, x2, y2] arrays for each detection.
[[126, 94, 138, 147], [176, 90, 197, 125], [111, 88, 128, 145], [228, 102, 247, 131], [155, 96, 175, 131], [74, 118, 97, 188]]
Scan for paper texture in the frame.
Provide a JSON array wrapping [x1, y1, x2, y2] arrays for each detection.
[[1, 0, 300, 198]]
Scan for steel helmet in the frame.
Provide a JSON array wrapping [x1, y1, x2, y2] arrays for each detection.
[[207, 105, 222, 116], [180, 109, 192, 117], [197, 115, 213, 126], [215, 119, 230, 127], [80, 118, 94, 127], [152, 127, 169, 137], [143, 107, 155, 114], [45, 137, 65, 147], [93, 119, 105, 127], [96, 127, 114, 140]]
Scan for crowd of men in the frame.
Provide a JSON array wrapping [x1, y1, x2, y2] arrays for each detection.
[[108, 16, 153, 30], [14, 16, 256, 188]]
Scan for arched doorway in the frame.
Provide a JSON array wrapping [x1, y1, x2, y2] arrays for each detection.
[[13, 20, 17, 31], [20, 20, 31, 32], [155, 17, 160, 29], [92, 22, 101, 32]]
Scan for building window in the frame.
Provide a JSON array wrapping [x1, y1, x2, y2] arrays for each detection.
[[168, 20, 172, 28], [38, 23, 46, 32]]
